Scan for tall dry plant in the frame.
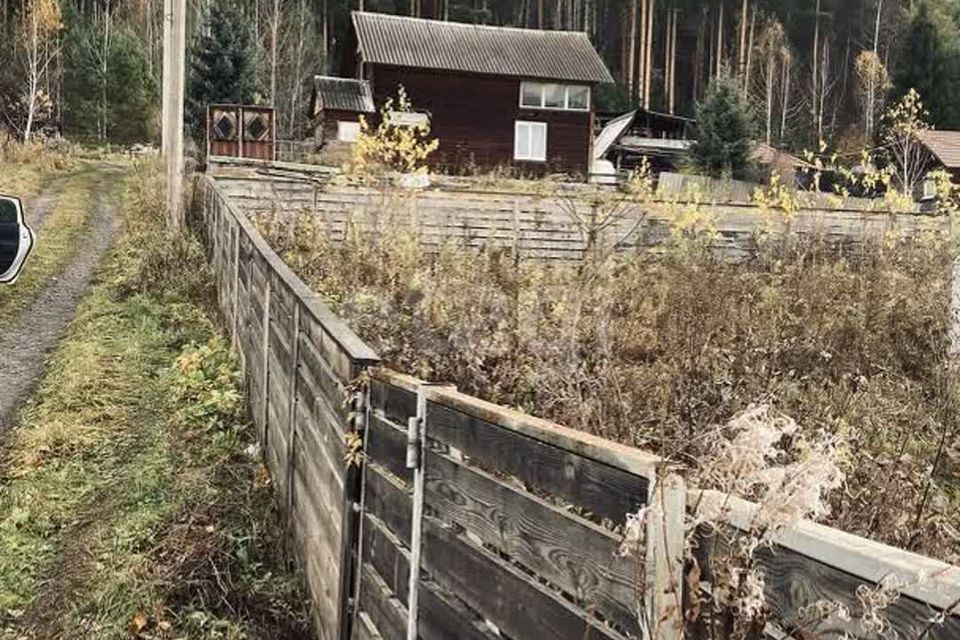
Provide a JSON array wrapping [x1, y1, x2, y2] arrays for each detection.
[[258, 199, 959, 565]]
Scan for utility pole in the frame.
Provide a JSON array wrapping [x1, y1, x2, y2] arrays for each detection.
[[163, 0, 186, 232]]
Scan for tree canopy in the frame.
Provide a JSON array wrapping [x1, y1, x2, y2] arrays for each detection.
[[690, 74, 756, 179], [186, 0, 260, 141]]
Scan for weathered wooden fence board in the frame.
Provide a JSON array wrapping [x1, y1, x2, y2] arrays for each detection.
[[691, 491, 960, 639], [361, 371, 674, 640], [212, 174, 948, 264], [195, 174, 380, 640]]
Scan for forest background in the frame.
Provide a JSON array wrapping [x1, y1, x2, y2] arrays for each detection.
[[1, 0, 958, 155]]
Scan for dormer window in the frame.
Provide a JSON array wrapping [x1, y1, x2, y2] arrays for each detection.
[[520, 82, 591, 111]]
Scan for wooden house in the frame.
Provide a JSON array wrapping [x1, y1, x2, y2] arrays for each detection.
[[334, 11, 614, 177]]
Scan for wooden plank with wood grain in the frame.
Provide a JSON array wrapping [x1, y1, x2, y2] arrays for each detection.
[[361, 512, 502, 640], [423, 445, 641, 635], [424, 397, 651, 523]]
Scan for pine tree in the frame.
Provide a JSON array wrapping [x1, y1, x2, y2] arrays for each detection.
[[689, 74, 755, 179], [107, 30, 156, 143], [186, 0, 259, 141], [892, 1, 960, 129]]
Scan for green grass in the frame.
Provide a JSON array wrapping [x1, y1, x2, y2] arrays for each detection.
[[0, 160, 307, 639], [0, 144, 75, 201], [0, 168, 98, 328]]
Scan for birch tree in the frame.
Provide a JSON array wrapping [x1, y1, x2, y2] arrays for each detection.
[[18, 0, 63, 140], [884, 88, 931, 196], [856, 50, 889, 141]]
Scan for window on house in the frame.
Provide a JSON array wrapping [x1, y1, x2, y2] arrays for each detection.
[[567, 85, 590, 110], [337, 121, 361, 142], [514, 121, 547, 162], [544, 84, 566, 108], [521, 83, 542, 108], [519, 82, 591, 111], [386, 111, 430, 127]]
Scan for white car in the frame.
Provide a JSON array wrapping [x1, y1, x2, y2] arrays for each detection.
[[0, 196, 35, 284]]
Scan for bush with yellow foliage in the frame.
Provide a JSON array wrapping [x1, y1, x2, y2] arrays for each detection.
[[348, 86, 439, 182]]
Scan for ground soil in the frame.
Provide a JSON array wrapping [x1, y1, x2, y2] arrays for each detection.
[[0, 164, 121, 430]]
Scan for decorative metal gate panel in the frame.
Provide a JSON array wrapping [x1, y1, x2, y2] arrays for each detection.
[[208, 105, 276, 161]]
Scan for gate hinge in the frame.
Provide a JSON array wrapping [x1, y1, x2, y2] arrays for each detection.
[[406, 416, 422, 470]]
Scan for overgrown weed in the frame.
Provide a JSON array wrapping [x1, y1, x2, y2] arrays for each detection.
[[261, 205, 959, 563]]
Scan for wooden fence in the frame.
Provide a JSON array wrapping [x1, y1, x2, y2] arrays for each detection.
[[194, 173, 960, 640], [210, 172, 946, 263], [193, 173, 684, 640]]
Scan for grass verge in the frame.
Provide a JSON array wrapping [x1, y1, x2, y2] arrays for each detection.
[[0, 143, 76, 200], [0, 168, 98, 328], [0, 159, 308, 639]]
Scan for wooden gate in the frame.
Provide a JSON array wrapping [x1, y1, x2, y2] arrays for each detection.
[[208, 105, 276, 161], [354, 370, 685, 640]]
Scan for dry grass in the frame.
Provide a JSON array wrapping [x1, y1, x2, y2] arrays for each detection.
[[261, 208, 959, 563], [0, 141, 76, 199]]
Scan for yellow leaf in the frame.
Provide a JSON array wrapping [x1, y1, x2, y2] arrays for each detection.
[[129, 611, 148, 634]]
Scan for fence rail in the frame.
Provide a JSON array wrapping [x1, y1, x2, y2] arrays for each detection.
[[211, 173, 947, 263], [194, 172, 960, 640]]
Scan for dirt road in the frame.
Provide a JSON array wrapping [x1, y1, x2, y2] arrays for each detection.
[[0, 164, 121, 429]]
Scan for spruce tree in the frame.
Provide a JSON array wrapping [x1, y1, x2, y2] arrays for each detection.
[[892, 1, 960, 129], [186, 0, 259, 141], [689, 74, 756, 180], [63, 14, 156, 143], [107, 30, 156, 143]]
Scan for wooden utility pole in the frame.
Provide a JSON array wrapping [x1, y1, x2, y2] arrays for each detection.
[[162, 0, 186, 231], [644, 0, 654, 110]]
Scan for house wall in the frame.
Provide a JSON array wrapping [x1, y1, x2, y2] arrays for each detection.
[[369, 65, 594, 177]]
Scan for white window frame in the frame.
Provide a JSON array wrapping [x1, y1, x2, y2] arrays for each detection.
[[519, 81, 591, 112], [386, 111, 430, 127], [514, 121, 547, 162]]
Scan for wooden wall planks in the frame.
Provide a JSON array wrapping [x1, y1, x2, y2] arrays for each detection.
[[196, 174, 380, 640], [212, 175, 948, 265], [364, 372, 665, 640]]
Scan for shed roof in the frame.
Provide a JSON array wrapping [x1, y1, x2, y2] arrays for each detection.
[[313, 76, 375, 113], [351, 11, 614, 84], [918, 130, 960, 169]]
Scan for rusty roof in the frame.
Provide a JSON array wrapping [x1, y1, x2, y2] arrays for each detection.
[[918, 130, 960, 169], [351, 11, 614, 84], [313, 76, 375, 113]]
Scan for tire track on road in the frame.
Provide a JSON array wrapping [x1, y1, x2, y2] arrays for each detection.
[[0, 165, 122, 430]]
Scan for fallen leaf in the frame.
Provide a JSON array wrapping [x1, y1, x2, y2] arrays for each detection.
[[129, 611, 148, 634]]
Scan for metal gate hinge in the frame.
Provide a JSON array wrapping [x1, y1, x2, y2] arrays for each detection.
[[406, 416, 422, 470]]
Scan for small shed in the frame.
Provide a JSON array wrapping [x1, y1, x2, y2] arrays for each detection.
[[917, 130, 960, 182], [311, 76, 375, 146]]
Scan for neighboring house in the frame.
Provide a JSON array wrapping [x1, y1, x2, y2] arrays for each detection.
[[917, 130, 960, 182], [598, 108, 695, 174], [337, 11, 614, 177], [310, 76, 375, 146]]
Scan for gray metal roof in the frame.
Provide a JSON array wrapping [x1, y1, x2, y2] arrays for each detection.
[[313, 76, 375, 112], [594, 111, 636, 160], [918, 130, 960, 169], [351, 12, 614, 84]]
